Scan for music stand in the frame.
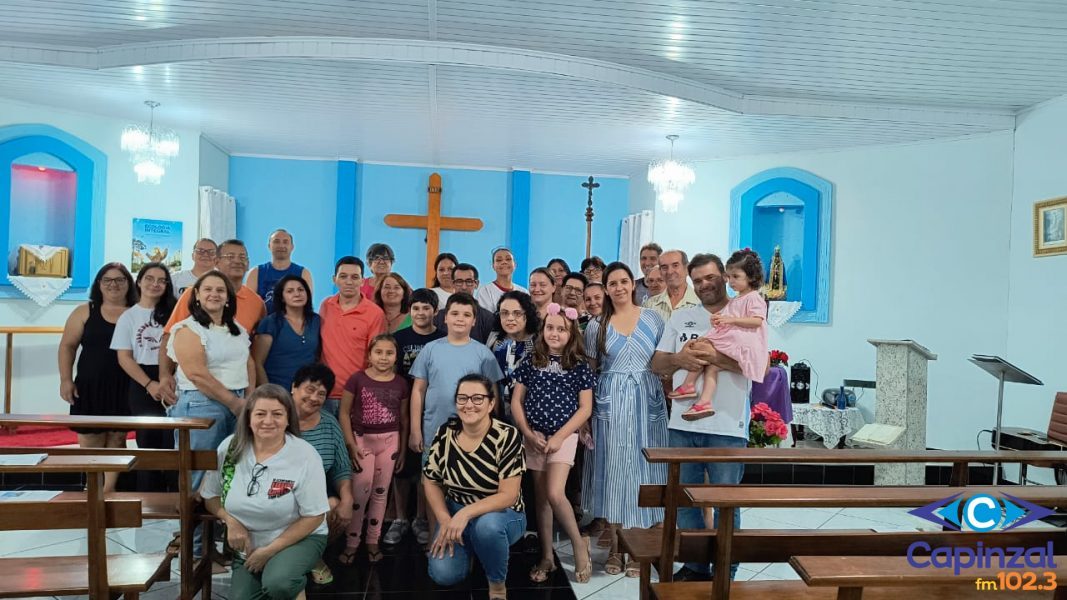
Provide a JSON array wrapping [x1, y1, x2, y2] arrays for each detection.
[[969, 355, 1043, 483]]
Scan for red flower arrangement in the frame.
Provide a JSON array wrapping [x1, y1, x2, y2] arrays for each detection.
[[769, 349, 789, 367], [749, 402, 789, 448]]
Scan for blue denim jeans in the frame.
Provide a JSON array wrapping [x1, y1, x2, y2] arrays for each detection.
[[427, 499, 526, 586], [169, 388, 240, 556], [668, 428, 747, 578]]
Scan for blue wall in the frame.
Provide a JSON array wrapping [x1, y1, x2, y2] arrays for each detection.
[[231, 157, 339, 303], [230, 158, 630, 294], [529, 173, 628, 273]]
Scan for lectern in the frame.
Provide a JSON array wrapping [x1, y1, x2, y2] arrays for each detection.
[[969, 355, 1043, 483], [868, 339, 937, 485]]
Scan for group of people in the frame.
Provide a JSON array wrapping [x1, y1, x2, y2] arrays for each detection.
[[57, 229, 770, 599]]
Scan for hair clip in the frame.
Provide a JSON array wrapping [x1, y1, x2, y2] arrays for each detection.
[[547, 302, 578, 321]]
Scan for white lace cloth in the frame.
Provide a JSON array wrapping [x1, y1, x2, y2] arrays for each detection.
[[792, 403, 867, 449], [19, 244, 65, 262], [7, 276, 73, 307], [767, 301, 802, 327]]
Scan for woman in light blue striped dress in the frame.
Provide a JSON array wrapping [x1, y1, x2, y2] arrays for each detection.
[[582, 261, 668, 576]]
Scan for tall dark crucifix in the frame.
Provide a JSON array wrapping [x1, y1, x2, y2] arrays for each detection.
[[384, 172, 484, 286], [582, 176, 599, 259]]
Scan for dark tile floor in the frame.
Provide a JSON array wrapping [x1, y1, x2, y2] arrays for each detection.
[[307, 532, 577, 600]]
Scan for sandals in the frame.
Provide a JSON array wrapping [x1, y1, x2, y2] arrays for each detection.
[[529, 558, 557, 583], [681, 402, 716, 421], [604, 552, 624, 576], [669, 384, 698, 399], [310, 560, 334, 585], [338, 546, 358, 566], [367, 545, 383, 563], [624, 559, 640, 578], [574, 539, 592, 584]]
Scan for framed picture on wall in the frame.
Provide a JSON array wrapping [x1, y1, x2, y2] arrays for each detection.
[[1034, 197, 1067, 257]]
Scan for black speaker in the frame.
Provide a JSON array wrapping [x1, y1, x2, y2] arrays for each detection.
[[790, 362, 811, 404]]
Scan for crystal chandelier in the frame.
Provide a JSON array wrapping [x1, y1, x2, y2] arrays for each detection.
[[647, 134, 695, 213], [121, 100, 180, 184]]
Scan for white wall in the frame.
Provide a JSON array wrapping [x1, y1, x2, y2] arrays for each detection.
[[643, 132, 1016, 451], [1006, 97, 1067, 434], [198, 135, 229, 192], [0, 97, 201, 414]]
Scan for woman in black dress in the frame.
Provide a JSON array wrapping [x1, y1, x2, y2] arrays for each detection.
[[58, 262, 137, 492]]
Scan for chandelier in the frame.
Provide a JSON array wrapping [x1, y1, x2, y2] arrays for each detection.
[[647, 134, 695, 213], [121, 100, 180, 184]]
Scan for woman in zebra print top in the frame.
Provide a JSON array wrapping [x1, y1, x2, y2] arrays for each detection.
[[423, 374, 526, 600]]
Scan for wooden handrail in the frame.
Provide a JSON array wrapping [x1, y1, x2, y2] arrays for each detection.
[[643, 447, 1067, 464], [1, 326, 63, 415], [0, 414, 213, 430]]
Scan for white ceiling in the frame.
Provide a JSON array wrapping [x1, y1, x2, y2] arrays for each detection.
[[1, 0, 1065, 174]]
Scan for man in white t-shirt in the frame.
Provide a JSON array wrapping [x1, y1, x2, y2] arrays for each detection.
[[651, 252, 750, 583], [170, 237, 218, 297]]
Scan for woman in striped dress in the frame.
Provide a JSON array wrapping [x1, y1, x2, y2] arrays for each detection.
[[583, 262, 668, 577]]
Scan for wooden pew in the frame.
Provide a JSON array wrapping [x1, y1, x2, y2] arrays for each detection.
[[0, 454, 172, 598], [789, 555, 1067, 600], [664, 484, 1067, 600], [0, 414, 215, 599], [630, 447, 1067, 596]]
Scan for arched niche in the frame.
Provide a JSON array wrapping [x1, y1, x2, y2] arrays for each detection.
[[730, 167, 832, 324], [0, 124, 107, 293]]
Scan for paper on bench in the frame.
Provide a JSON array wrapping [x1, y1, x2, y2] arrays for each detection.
[[0, 490, 61, 502], [0, 453, 47, 466]]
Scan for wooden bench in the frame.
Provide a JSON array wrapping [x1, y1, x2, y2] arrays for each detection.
[[0, 414, 215, 599], [654, 484, 1067, 600], [789, 555, 1067, 599], [625, 447, 1067, 600], [0, 454, 172, 598]]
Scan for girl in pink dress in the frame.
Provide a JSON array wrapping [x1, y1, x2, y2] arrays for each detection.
[[670, 249, 768, 421]]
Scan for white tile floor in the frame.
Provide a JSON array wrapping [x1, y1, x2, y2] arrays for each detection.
[[2, 506, 1057, 599]]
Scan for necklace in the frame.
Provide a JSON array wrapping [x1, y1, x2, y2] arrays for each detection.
[[385, 310, 405, 330]]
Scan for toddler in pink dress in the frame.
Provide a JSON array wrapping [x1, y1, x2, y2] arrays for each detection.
[[670, 249, 768, 421]]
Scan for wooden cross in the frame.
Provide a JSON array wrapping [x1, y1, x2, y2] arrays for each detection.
[[582, 176, 599, 259], [384, 172, 484, 286]]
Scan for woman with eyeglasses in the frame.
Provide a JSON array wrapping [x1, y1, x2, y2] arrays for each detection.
[[579, 256, 606, 284], [361, 242, 395, 300], [202, 384, 329, 600], [487, 291, 538, 421], [424, 374, 526, 600], [111, 261, 178, 492], [58, 262, 138, 493]]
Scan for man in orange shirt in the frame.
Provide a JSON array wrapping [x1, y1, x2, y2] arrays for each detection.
[[157, 239, 267, 404], [319, 255, 387, 416]]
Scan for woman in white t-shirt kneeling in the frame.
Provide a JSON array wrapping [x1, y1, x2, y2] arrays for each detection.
[[202, 384, 329, 600]]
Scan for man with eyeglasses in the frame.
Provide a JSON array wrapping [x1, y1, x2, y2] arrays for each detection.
[[434, 263, 496, 344], [643, 249, 700, 322], [559, 272, 590, 330], [634, 242, 663, 304], [651, 253, 747, 584], [171, 238, 218, 298], [245, 229, 314, 312], [159, 239, 268, 405]]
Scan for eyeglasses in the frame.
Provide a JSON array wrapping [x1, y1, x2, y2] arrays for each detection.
[[369, 255, 393, 263], [452, 278, 477, 286], [563, 285, 585, 294], [456, 394, 490, 406], [582, 269, 602, 278], [193, 248, 216, 256], [219, 253, 248, 262], [500, 309, 526, 320], [101, 277, 128, 287], [247, 463, 268, 496], [140, 275, 166, 285]]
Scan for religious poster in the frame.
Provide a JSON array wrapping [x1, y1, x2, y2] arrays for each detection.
[[1033, 197, 1067, 257], [132, 218, 183, 273]]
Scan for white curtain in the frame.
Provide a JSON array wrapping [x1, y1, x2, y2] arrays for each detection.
[[619, 210, 654, 273], [199, 186, 236, 242]]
